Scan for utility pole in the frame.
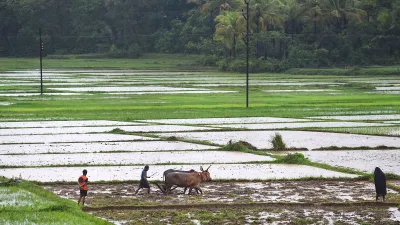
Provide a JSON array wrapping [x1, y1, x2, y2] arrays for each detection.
[[39, 28, 43, 94], [242, 0, 250, 108]]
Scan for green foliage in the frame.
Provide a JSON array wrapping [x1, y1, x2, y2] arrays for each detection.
[[107, 44, 142, 58], [221, 140, 258, 151], [288, 45, 314, 68], [314, 48, 330, 67], [109, 128, 125, 134], [271, 133, 287, 151], [166, 136, 179, 141], [0, 180, 111, 224], [217, 58, 289, 72], [275, 153, 311, 164], [2, 0, 400, 67]]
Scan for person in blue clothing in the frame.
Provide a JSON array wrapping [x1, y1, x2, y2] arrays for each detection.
[[134, 165, 151, 195]]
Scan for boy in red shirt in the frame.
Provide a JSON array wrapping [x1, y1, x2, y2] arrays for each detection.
[[78, 169, 88, 206]]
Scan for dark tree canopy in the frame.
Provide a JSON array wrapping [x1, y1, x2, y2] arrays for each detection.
[[1, 0, 400, 69]]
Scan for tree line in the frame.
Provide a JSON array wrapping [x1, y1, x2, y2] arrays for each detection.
[[1, 0, 400, 71]]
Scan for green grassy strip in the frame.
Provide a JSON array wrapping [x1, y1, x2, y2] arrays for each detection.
[[0, 178, 111, 224], [0, 54, 213, 71], [302, 127, 400, 137]]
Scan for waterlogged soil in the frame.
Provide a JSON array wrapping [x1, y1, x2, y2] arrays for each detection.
[[140, 117, 310, 125], [44, 181, 400, 224], [0, 120, 140, 128], [302, 150, 400, 175], [44, 181, 398, 206], [215, 121, 389, 130], [0, 164, 356, 182], [0, 125, 218, 136], [310, 114, 400, 121], [0, 151, 273, 167], [156, 130, 400, 150], [48, 86, 210, 92], [0, 133, 155, 144], [92, 205, 400, 225], [0, 141, 216, 155]]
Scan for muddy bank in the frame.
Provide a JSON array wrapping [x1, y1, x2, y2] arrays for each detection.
[[43, 180, 400, 207], [91, 205, 400, 225]]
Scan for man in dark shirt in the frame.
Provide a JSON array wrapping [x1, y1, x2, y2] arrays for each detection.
[[134, 165, 151, 195]]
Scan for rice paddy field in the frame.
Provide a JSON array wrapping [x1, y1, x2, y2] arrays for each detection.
[[1, 56, 400, 224]]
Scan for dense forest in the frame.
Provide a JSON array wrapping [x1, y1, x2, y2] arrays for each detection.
[[1, 0, 400, 71]]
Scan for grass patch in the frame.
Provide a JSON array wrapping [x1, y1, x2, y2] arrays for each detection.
[[314, 145, 397, 150], [221, 140, 257, 151], [305, 126, 400, 137], [0, 179, 110, 224], [270, 133, 287, 151], [109, 128, 126, 134], [274, 153, 311, 164], [0, 53, 214, 71]]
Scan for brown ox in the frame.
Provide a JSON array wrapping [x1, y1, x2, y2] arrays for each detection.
[[163, 166, 211, 194]]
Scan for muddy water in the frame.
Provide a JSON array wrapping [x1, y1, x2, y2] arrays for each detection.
[[0, 125, 218, 135], [156, 130, 400, 150], [310, 114, 400, 121], [92, 205, 400, 225], [48, 86, 209, 92], [140, 117, 310, 125], [42, 181, 399, 206], [0, 151, 273, 167], [0, 141, 216, 154], [302, 150, 400, 175], [42, 180, 400, 225], [106, 90, 237, 95], [0, 120, 140, 128], [0, 133, 155, 144], [0, 164, 356, 182], [214, 121, 388, 129]]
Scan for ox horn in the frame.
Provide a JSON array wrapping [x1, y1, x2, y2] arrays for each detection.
[[206, 165, 211, 171]]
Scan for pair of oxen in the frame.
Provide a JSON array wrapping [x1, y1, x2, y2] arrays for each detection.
[[154, 166, 212, 194]]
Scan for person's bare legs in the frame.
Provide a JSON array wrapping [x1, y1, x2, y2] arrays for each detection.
[[78, 195, 86, 205], [134, 187, 142, 195]]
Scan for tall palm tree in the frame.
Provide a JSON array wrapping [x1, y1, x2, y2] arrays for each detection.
[[214, 11, 245, 57], [250, 0, 285, 32], [316, 0, 365, 31], [280, 0, 312, 34]]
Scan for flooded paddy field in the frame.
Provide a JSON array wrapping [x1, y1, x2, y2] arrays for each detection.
[[0, 141, 216, 154], [0, 124, 218, 135], [213, 121, 390, 130], [1, 69, 400, 224], [140, 117, 311, 125], [0, 120, 140, 128], [43, 181, 400, 224], [156, 130, 400, 150], [0, 164, 356, 182], [0, 133, 156, 144], [309, 114, 400, 121], [0, 151, 273, 167], [44, 181, 394, 206], [302, 150, 400, 175], [90, 205, 400, 225]]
